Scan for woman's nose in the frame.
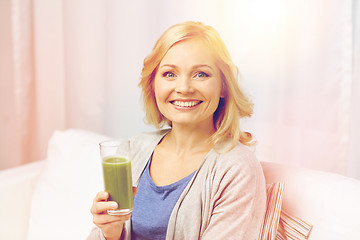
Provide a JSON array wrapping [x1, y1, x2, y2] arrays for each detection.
[[174, 77, 194, 93]]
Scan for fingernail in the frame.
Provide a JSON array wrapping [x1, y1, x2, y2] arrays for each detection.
[[110, 203, 117, 209]]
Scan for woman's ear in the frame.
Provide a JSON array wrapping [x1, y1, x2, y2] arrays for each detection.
[[220, 92, 225, 98], [220, 77, 227, 98], [220, 86, 226, 98]]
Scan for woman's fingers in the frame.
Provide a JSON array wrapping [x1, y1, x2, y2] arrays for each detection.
[[93, 212, 131, 226], [90, 191, 130, 239], [92, 189, 135, 215], [94, 191, 109, 202], [91, 191, 117, 214], [91, 201, 118, 214]]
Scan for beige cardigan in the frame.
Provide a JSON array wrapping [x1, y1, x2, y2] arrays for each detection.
[[88, 129, 266, 240]]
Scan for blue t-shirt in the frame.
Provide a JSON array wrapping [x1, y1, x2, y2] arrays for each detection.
[[131, 158, 195, 240]]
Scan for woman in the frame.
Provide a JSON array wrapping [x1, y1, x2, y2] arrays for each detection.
[[88, 21, 266, 240]]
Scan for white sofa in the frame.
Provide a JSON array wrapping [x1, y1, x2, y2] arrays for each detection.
[[1, 129, 360, 240]]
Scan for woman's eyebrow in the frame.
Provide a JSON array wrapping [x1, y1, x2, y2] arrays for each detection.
[[192, 64, 213, 70], [159, 64, 177, 69], [159, 64, 214, 70]]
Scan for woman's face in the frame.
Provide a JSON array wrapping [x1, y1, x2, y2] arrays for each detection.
[[154, 38, 223, 129]]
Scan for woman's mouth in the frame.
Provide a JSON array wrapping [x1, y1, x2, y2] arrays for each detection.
[[170, 100, 202, 108]]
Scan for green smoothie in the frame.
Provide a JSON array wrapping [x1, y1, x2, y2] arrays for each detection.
[[102, 156, 133, 213]]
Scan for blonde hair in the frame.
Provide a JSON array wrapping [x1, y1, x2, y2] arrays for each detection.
[[139, 21, 254, 149]]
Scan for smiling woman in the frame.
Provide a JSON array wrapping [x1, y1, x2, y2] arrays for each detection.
[[88, 21, 266, 240], [153, 38, 223, 132], [139, 22, 255, 148]]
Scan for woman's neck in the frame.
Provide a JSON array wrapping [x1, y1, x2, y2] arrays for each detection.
[[164, 123, 216, 156]]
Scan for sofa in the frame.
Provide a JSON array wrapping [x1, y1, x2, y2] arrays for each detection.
[[1, 129, 360, 240]]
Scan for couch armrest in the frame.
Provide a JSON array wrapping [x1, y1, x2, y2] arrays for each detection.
[[0, 160, 46, 240]]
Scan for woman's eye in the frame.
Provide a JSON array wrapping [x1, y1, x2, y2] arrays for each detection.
[[163, 72, 175, 78], [195, 72, 209, 78]]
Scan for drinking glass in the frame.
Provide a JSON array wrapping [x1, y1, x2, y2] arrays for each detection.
[[99, 139, 133, 215]]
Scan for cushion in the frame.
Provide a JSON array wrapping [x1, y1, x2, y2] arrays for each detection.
[[27, 129, 110, 240], [258, 182, 312, 240], [277, 210, 312, 240], [258, 182, 284, 239]]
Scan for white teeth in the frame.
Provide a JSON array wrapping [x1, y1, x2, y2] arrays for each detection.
[[172, 101, 200, 107]]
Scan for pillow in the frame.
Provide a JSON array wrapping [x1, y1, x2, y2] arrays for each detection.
[[27, 129, 111, 240], [258, 182, 312, 240], [258, 182, 284, 240], [277, 210, 312, 240]]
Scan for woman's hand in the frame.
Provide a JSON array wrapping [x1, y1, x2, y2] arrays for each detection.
[[90, 188, 137, 240]]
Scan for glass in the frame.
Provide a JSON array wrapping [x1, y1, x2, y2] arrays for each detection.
[[99, 139, 133, 215]]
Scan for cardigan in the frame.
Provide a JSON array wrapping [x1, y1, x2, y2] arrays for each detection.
[[87, 129, 266, 240]]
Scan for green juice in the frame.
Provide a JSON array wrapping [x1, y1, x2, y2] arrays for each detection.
[[102, 156, 133, 213]]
